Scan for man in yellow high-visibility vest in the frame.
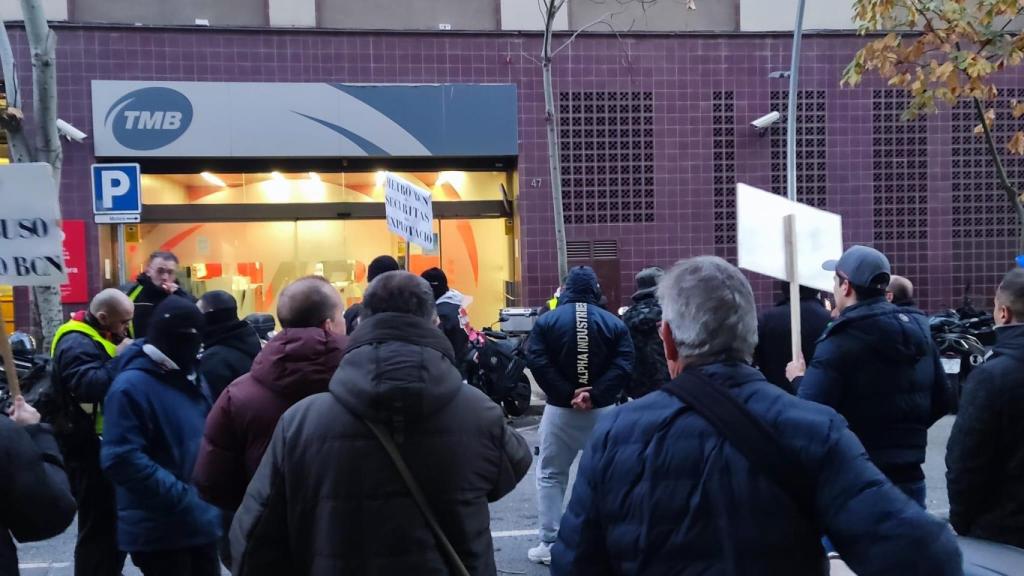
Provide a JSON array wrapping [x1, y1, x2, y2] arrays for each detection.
[[51, 288, 134, 576]]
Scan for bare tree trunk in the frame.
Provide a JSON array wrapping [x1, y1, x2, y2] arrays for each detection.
[[0, 25, 34, 164], [542, 1, 569, 281], [974, 97, 1024, 255], [2, 0, 66, 350]]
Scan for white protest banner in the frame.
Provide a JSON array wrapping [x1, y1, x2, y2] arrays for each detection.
[[0, 163, 67, 286], [384, 172, 435, 250], [736, 183, 843, 293]]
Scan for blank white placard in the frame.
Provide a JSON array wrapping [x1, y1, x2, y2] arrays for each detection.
[[736, 183, 843, 292]]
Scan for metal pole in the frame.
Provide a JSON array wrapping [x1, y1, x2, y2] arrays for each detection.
[[786, 0, 807, 202], [116, 224, 127, 287]]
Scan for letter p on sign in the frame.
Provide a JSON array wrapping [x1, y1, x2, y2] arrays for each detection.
[[92, 163, 141, 217], [101, 171, 130, 209]]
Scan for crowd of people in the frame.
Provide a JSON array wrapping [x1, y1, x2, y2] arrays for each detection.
[[1, 243, 1022, 575]]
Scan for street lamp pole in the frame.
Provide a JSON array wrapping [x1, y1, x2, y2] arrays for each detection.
[[786, 0, 807, 202]]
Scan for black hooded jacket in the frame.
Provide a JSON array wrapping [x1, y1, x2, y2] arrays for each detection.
[[0, 420, 77, 575], [526, 267, 634, 409], [946, 323, 1024, 548], [199, 320, 263, 401], [230, 313, 532, 575], [796, 298, 951, 481]]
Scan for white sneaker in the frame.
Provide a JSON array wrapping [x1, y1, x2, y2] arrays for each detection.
[[528, 541, 553, 565]]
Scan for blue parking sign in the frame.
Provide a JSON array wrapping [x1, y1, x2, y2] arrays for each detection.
[[92, 163, 141, 215]]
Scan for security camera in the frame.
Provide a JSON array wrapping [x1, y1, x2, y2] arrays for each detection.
[[751, 111, 781, 130], [56, 119, 88, 142]]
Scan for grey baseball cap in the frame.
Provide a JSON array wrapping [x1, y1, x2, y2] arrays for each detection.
[[822, 245, 891, 289]]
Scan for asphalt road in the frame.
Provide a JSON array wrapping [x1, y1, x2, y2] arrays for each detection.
[[16, 415, 956, 576]]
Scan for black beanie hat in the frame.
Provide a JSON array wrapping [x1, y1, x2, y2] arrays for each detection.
[[367, 256, 401, 283], [148, 297, 205, 373], [198, 290, 239, 328], [420, 267, 449, 301]]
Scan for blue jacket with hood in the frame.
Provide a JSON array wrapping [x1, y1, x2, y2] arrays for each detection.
[[100, 341, 221, 552], [527, 267, 634, 409], [796, 297, 951, 481]]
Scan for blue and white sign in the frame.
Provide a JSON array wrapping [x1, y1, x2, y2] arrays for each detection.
[[91, 163, 141, 224], [91, 81, 518, 158], [104, 87, 193, 151]]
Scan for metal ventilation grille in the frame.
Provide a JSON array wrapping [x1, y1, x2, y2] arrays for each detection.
[[769, 90, 828, 208], [558, 91, 655, 226], [872, 89, 929, 295], [592, 240, 618, 259], [712, 91, 738, 262], [566, 241, 591, 260], [565, 240, 620, 260], [951, 90, 1024, 305]]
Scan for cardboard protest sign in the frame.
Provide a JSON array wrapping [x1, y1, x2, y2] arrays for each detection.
[[384, 172, 435, 250], [0, 163, 65, 398], [0, 163, 66, 286]]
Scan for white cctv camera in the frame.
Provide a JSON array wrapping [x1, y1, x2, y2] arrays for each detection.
[[750, 111, 781, 130], [56, 119, 88, 143]]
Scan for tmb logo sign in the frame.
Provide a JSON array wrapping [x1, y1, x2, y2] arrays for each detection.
[[105, 87, 193, 151]]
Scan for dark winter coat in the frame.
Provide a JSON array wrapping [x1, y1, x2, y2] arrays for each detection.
[[947, 323, 1024, 549], [527, 267, 634, 408], [49, 317, 118, 451], [343, 303, 363, 335], [100, 342, 220, 552], [230, 312, 532, 576], [620, 290, 669, 398], [754, 296, 832, 393], [552, 362, 963, 576], [193, 328, 345, 511], [796, 298, 951, 483], [125, 274, 197, 339], [437, 290, 470, 364], [199, 320, 262, 402], [0, 420, 77, 575]]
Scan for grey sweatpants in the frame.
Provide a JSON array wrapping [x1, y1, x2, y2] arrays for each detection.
[[536, 404, 614, 543]]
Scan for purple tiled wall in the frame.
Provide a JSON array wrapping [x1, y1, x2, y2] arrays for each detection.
[[10, 25, 1024, 324]]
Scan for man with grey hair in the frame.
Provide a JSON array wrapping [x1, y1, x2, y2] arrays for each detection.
[[552, 256, 962, 575], [231, 271, 531, 575]]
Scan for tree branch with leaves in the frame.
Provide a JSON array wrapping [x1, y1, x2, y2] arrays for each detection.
[[843, 0, 1024, 253]]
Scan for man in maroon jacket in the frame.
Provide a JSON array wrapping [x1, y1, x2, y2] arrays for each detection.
[[193, 276, 346, 563]]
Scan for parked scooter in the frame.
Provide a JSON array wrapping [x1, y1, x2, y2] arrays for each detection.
[[464, 308, 538, 418]]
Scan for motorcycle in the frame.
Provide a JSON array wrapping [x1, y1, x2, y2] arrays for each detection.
[[463, 309, 538, 418], [930, 286, 995, 410]]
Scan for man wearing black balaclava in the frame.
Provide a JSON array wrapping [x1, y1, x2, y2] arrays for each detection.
[[101, 297, 221, 576], [198, 291, 262, 402], [420, 267, 470, 367]]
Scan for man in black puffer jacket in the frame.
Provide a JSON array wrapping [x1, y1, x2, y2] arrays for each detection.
[[526, 265, 633, 565], [947, 268, 1024, 549], [621, 267, 669, 399], [789, 246, 952, 506], [230, 271, 532, 575], [125, 251, 197, 339], [198, 291, 262, 402]]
